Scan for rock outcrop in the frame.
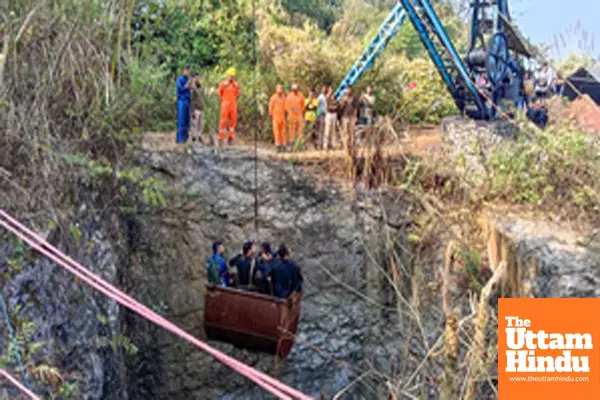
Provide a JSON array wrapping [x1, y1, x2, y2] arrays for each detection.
[[0, 209, 125, 400], [485, 214, 600, 299], [441, 117, 516, 185]]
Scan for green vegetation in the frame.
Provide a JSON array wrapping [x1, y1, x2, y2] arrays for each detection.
[[398, 119, 600, 228], [487, 124, 599, 211]]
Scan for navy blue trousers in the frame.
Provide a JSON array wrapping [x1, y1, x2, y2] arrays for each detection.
[[177, 100, 190, 143]]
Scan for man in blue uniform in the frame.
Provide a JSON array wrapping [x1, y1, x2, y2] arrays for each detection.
[[176, 66, 194, 143], [271, 244, 303, 298], [206, 241, 228, 287], [229, 242, 255, 287]]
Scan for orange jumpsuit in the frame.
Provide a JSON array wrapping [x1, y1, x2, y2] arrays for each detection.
[[269, 93, 287, 146], [218, 79, 240, 140], [285, 92, 305, 143]]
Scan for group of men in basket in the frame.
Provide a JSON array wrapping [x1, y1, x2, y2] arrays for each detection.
[[206, 241, 303, 299]]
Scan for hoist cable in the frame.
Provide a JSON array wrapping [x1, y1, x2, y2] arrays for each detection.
[[252, 0, 259, 242]]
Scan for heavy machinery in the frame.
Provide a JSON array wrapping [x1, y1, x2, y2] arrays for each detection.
[[335, 0, 535, 120]]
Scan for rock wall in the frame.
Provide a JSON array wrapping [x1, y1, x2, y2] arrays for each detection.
[[0, 209, 125, 400], [441, 116, 516, 185], [3, 138, 598, 400], [123, 147, 415, 399], [484, 214, 600, 298]]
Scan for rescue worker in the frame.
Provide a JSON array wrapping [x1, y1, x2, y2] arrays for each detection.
[[270, 244, 303, 299], [522, 71, 535, 107], [190, 72, 205, 142], [339, 86, 359, 153], [285, 84, 305, 151], [359, 85, 376, 144], [359, 85, 375, 127], [252, 242, 275, 294], [229, 242, 255, 287], [323, 86, 339, 150], [304, 88, 319, 149], [317, 86, 328, 148], [526, 98, 548, 128], [206, 241, 228, 287], [218, 68, 240, 146], [176, 66, 193, 143], [269, 84, 287, 152]]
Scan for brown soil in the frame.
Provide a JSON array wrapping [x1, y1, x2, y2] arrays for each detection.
[[139, 125, 442, 160]]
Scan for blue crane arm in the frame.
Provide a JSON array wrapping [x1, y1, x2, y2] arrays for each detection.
[[399, 0, 488, 117], [335, 0, 499, 118], [334, 4, 406, 100]]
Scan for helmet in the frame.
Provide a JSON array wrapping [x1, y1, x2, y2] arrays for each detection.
[[226, 67, 236, 77]]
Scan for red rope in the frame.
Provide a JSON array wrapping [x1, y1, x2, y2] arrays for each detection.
[[0, 210, 312, 400], [0, 368, 41, 400]]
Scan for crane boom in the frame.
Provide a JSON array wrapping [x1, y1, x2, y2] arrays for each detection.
[[334, 4, 406, 99]]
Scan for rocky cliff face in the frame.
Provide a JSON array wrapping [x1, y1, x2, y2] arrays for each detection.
[[123, 147, 415, 399], [0, 209, 125, 400], [486, 214, 600, 298], [3, 141, 598, 400]]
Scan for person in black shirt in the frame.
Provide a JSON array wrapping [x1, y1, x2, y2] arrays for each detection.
[[252, 242, 276, 294], [229, 242, 255, 287], [271, 244, 303, 298]]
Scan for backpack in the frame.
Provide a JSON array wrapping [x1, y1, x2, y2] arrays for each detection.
[[207, 256, 221, 285]]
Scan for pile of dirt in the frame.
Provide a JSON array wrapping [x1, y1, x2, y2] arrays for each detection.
[[565, 95, 600, 135]]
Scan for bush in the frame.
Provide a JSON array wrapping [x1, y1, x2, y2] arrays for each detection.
[[486, 122, 600, 215]]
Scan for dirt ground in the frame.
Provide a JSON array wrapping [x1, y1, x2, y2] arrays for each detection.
[[139, 125, 442, 159]]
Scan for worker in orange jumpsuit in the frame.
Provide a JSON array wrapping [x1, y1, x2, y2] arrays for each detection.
[[218, 68, 240, 146], [285, 84, 305, 151], [269, 84, 287, 152]]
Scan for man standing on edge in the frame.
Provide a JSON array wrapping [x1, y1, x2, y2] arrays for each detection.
[[269, 84, 287, 152], [176, 66, 193, 143], [317, 86, 327, 149], [190, 72, 205, 143], [339, 86, 359, 152], [304, 88, 319, 149], [218, 67, 240, 146], [323, 86, 339, 150], [359, 85, 376, 144], [285, 84, 305, 151]]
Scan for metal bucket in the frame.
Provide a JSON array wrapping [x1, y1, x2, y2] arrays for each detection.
[[203, 286, 301, 358]]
